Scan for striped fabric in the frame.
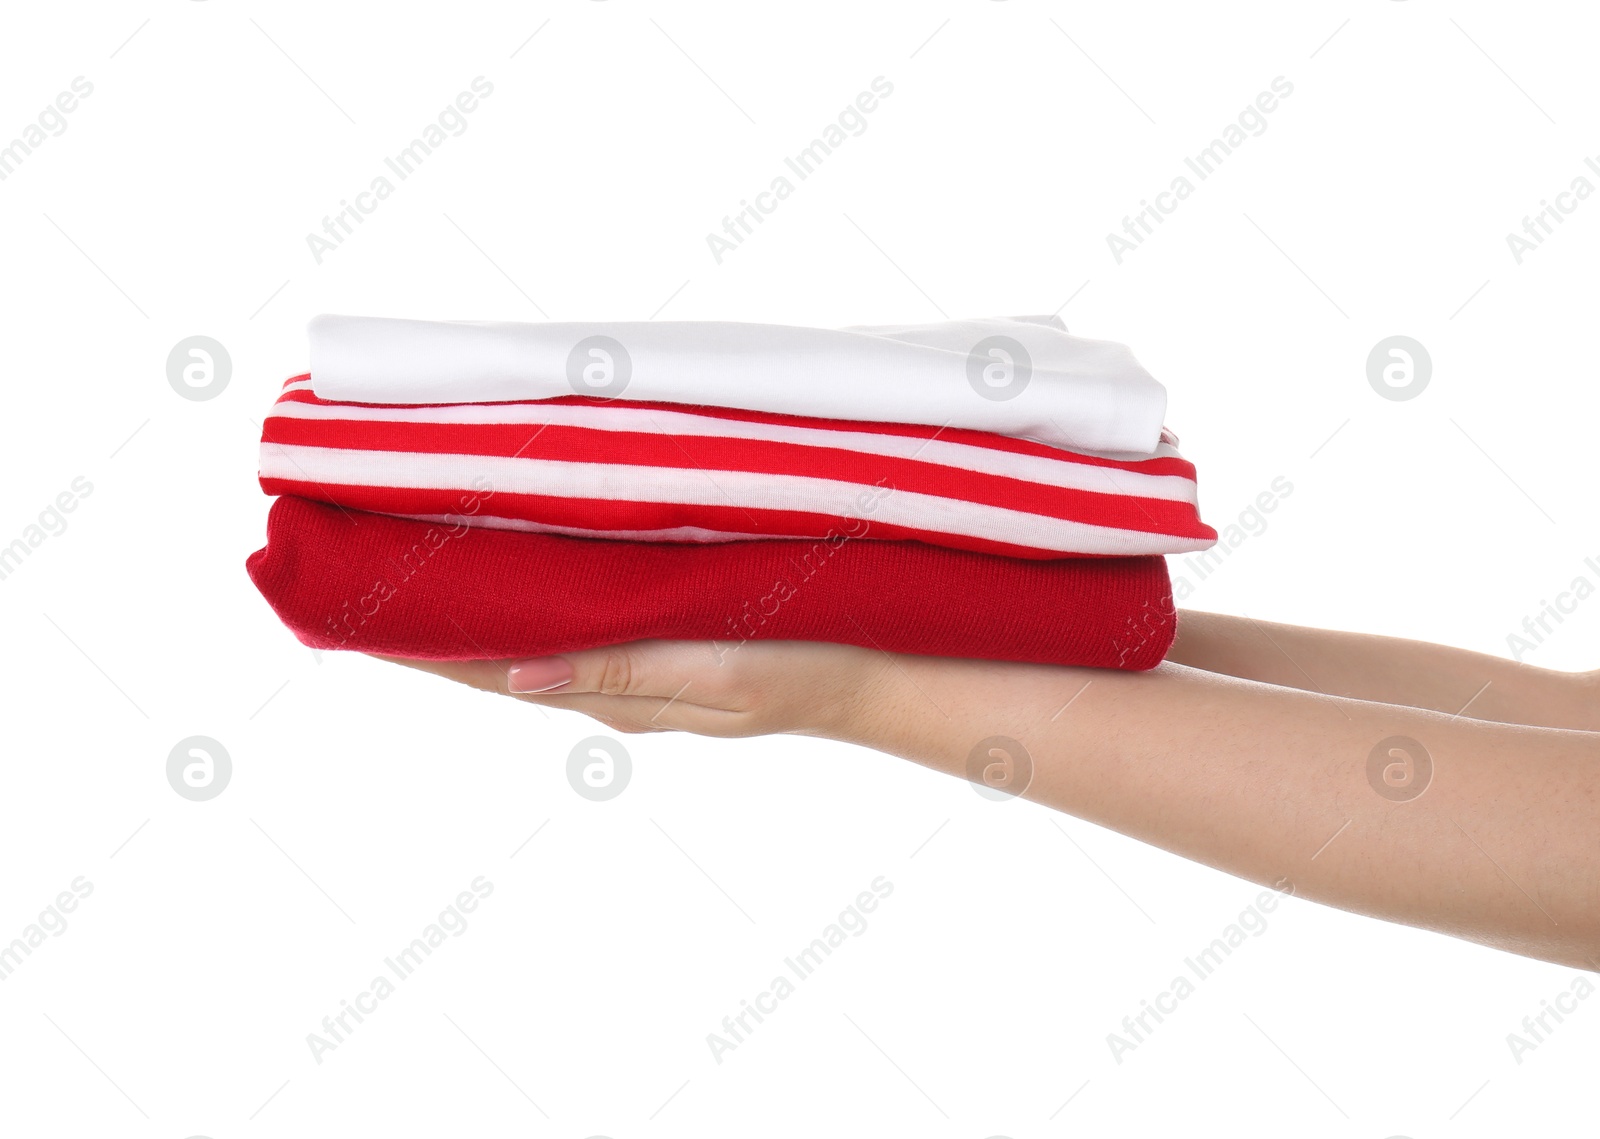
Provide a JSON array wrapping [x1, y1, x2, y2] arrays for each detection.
[[259, 375, 1217, 561]]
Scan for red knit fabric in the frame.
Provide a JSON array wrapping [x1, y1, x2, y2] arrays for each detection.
[[246, 496, 1178, 669]]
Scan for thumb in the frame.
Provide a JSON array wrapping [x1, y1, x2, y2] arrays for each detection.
[[507, 640, 737, 704]]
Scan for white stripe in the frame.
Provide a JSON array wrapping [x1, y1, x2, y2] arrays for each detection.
[[260, 443, 1212, 556], [272, 394, 1188, 465], [395, 513, 780, 544], [267, 398, 1198, 504]]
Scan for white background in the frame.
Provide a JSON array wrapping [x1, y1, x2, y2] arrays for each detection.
[[1, 0, 1596, 1135]]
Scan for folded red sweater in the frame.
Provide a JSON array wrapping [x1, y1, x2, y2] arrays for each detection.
[[247, 496, 1179, 669]]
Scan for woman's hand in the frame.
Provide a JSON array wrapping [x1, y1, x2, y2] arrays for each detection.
[[371, 632, 1600, 966], [371, 639, 896, 740]]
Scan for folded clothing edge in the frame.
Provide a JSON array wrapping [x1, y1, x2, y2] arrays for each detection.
[[246, 496, 1178, 670]]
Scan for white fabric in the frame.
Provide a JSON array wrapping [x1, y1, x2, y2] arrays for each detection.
[[307, 313, 1169, 454]]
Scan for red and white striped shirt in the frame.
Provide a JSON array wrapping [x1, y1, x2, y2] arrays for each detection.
[[259, 375, 1217, 560]]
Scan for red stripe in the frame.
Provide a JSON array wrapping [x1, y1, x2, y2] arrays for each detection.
[[282, 381, 1194, 475], [255, 476, 1137, 560]]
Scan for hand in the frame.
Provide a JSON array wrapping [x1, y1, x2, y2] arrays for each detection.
[[370, 638, 894, 740]]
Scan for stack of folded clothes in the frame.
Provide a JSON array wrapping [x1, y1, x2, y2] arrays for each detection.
[[247, 314, 1216, 669]]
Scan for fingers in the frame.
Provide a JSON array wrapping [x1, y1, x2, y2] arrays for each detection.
[[367, 637, 891, 740], [507, 640, 739, 703], [533, 691, 748, 735], [366, 651, 747, 735]]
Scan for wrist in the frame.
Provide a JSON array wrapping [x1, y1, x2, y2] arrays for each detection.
[[802, 649, 907, 747]]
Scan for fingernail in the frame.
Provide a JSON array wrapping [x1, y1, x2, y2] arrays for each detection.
[[507, 657, 573, 693]]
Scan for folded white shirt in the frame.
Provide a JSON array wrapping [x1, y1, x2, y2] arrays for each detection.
[[307, 313, 1169, 455]]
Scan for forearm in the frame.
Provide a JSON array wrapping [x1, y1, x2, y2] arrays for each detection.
[[1167, 609, 1599, 731], [846, 656, 1600, 967]]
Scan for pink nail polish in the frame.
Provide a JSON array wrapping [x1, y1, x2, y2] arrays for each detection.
[[507, 657, 573, 693]]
